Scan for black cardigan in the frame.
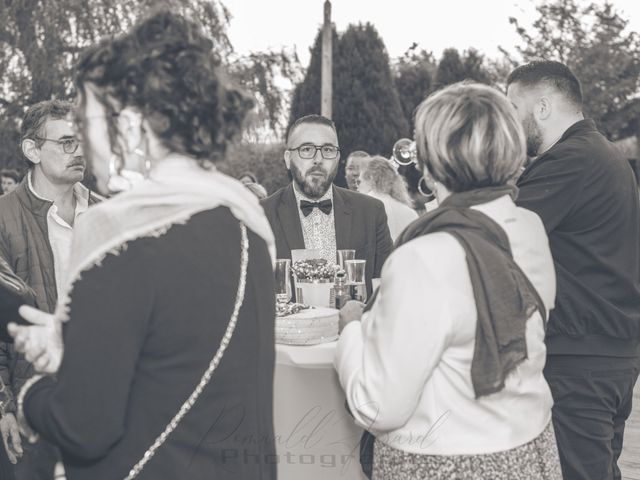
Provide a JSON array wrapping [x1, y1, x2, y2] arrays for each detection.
[[24, 207, 277, 479]]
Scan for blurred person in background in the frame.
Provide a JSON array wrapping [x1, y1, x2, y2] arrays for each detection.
[[357, 156, 418, 240], [238, 170, 258, 185], [336, 83, 561, 480], [0, 170, 20, 195], [344, 150, 370, 190]]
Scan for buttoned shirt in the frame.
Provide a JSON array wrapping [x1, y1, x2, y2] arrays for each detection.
[[28, 172, 90, 298], [292, 185, 337, 263]]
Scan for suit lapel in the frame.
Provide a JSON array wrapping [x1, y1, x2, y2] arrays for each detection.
[[277, 184, 305, 254], [333, 186, 352, 250]]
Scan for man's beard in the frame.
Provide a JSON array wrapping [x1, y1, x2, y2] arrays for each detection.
[[523, 113, 543, 158], [290, 162, 338, 199]]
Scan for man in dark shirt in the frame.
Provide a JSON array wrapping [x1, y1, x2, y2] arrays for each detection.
[[507, 60, 640, 480]]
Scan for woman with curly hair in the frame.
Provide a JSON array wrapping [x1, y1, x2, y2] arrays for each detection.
[[357, 156, 418, 240], [8, 10, 277, 480]]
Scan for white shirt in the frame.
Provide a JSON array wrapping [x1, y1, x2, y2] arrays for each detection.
[[367, 191, 419, 241], [292, 185, 337, 263], [28, 173, 90, 298], [335, 195, 556, 455]]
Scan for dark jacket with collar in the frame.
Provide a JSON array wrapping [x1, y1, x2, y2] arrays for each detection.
[[0, 176, 101, 414], [516, 119, 640, 357], [261, 183, 393, 293]]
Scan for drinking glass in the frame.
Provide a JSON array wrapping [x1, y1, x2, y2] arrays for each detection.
[[275, 259, 291, 307], [344, 259, 367, 303], [336, 249, 355, 271]]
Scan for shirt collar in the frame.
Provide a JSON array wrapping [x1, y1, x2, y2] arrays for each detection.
[[28, 170, 90, 214]]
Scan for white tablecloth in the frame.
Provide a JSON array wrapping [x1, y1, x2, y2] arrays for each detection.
[[274, 341, 367, 480]]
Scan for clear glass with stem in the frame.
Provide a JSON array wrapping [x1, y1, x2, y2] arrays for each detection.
[[336, 249, 355, 272], [274, 259, 292, 308]]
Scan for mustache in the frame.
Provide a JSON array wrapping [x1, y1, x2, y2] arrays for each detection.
[[306, 166, 327, 176], [67, 156, 85, 167]]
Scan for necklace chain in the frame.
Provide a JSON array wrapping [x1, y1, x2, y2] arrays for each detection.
[[125, 223, 250, 479]]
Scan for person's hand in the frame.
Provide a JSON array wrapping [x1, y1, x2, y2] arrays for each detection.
[[339, 300, 365, 333], [8, 306, 63, 374], [0, 413, 23, 464]]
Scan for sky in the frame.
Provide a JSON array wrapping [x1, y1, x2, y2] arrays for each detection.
[[224, 0, 640, 66]]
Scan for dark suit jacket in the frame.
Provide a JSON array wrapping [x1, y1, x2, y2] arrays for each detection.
[[261, 184, 393, 293]]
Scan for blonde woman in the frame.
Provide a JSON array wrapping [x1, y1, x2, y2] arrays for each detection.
[[335, 83, 562, 479], [357, 156, 418, 240]]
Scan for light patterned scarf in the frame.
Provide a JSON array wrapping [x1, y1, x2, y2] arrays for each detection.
[[55, 155, 275, 320]]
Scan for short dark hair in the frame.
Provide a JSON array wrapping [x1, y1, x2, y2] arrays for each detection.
[[75, 10, 253, 166], [0, 169, 20, 183], [286, 114, 337, 145], [507, 60, 583, 107], [21, 100, 73, 148]]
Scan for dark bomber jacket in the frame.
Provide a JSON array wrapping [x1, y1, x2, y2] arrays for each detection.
[[516, 119, 640, 357]]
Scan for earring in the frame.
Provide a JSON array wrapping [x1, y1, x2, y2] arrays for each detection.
[[133, 147, 151, 178], [418, 175, 436, 198], [107, 154, 132, 193]]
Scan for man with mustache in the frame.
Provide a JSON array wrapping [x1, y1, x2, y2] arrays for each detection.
[[0, 100, 100, 479], [262, 114, 393, 294]]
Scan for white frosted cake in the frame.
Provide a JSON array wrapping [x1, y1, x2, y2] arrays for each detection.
[[275, 305, 339, 345]]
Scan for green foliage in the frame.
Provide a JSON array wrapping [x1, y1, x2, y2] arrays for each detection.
[[435, 47, 491, 88], [289, 23, 409, 186], [289, 27, 339, 130], [393, 44, 436, 131], [219, 142, 290, 195], [507, 0, 640, 142], [0, 0, 299, 170]]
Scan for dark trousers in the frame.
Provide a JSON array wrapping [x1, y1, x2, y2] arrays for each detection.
[[12, 438, 57, 480], [544, 355, 640, 480]]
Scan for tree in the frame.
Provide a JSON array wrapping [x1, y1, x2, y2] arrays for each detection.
[[435, 48, 467, 88], [289, 27, 339, 129], [289, 23, 409, 186], [435, 47, 491, 89], [0, 0, 298, 170], [393, 44, 436, 130], [507, 0, 640, 147]]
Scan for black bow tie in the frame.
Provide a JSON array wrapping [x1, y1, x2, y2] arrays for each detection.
[[300, 199, 333, 217]]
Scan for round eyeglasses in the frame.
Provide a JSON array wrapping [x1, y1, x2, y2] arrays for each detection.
[[36, 137, 80, 154], [289, 143, 340, 160]]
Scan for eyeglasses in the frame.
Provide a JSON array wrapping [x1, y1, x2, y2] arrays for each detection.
[[289, 143, 340, 160], [36, 137, 80, 154]]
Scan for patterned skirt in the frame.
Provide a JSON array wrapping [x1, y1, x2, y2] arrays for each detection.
[[372, 422, 562, 480]]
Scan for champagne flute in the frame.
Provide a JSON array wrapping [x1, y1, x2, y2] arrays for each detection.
[[275, 259, 291, 308]]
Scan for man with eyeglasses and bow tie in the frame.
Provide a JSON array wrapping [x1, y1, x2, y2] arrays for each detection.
[[262, 114, 393, 295], [0, 100, 101, 480]]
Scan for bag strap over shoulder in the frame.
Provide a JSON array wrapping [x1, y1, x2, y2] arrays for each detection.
[[125, 222, 250, 480]]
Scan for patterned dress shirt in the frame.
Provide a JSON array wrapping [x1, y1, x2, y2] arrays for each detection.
[[293, 185, 337, 263]]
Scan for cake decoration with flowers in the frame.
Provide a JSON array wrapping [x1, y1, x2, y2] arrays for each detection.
[[291, 258, 341, 282]]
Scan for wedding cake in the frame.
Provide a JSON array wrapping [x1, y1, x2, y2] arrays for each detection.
[[275, 303, 339, 345]]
